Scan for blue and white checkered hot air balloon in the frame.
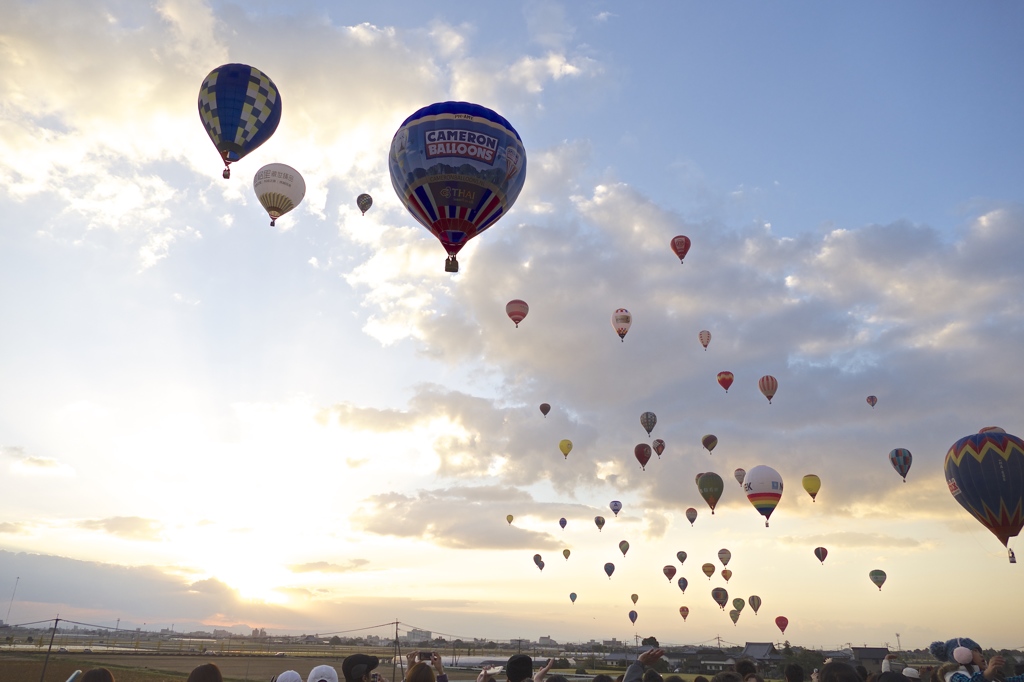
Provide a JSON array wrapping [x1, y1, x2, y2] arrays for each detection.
[[198, 64, 282, 179]]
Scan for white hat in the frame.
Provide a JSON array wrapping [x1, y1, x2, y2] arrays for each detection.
[[274, 672, 303, 682], [903, 669, 920, 680], [309, 665, 340, 682]]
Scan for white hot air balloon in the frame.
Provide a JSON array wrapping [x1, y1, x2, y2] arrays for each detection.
[[254, 163, 306, 226]]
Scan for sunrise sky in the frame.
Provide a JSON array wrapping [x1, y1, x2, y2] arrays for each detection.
[[1, 0, 1023, 651]]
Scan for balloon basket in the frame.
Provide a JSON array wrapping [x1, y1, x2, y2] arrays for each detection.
[[1010, 548, 1017, 564], [445, 256, 459, 273], [222, 167, 230, 179]]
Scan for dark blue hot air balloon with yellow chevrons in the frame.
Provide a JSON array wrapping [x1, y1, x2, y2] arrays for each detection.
[[944, 429, 1024, 563], [389, 102, 527, 272], [198, 64, 282, 178]]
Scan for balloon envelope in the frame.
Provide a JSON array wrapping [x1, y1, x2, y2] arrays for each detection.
[[559, 517, 567, 529], [679, 606, 689, 621], [569, 592, 576, 603], [563, 549, 571, 560], [663, 565, 677, 582], [729, 609, 740, 625], [254, 164, 305, 226], [711, 587, 728, 610], [743, 465, 784, 526], [198, 64, 282, 178], [759, 375, 779, 403], [640, 411, 657, 436], [536, 560, 544, 571], [721, 569, 732, 582], [749, 595, 762, 614], [533, 554, 542, 565], [540, 403, 551, 417], [652, 439, 665, 458], [944, 431, 1024, 554], [734, 468, 746, 486], [619, 540, 630, 556], [733, 598, 745, 612], [610, 500, 623, 516], [506, 515, 513, 525], [866, 395, 878, 408], [717, 371, 734, 392], [890, 448, 913, 481], [814, 547, 828, 564], [389, 101, 527, 271], [702, 563, 715, 579], [594, 516, 605, 531], [718, 549, 731, 566], [802, 474, 821, 502], [702, 434, 718, 453], [676, 551, 687, 565], [869, 569, 886, 590], [559, 439, 573, 459], [604, 562, 615, 578], [356, 193, 373, 214], [775, 616, 788, 634], [628, 609, 637, 624], [635, 443, 652, 470], [671, 235, 691, 263], [699, 329, 711, 349], [685, 507, 698, 526], [631, 593, 638, 605], [612, 308, 632, 341], [506, 300, 529, 327], [677, 577, 688, 593], [697, 472, 725, 513]]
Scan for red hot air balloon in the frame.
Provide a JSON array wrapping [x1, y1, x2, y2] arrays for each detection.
[[635, 443, 652, 470], [814, 547, 828, 564], [699, 330, 711, 350], [759, 375, 778, 403], [717, 371, 734, 393], [775, 616, 788, 634], [652, 439, 665, 458], [540, 403, 550, 417], [671, 235, 691, 263], [679, 606, 689, 621], [506, 300, 528, 327], [663, 565, 677, 582], [866, 395, 878, 408]]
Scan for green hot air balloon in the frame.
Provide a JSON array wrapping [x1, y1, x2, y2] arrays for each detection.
[[729, 609, 740, 625], [749, 595, 761, 614], [619, 540, 630, 556], [869, 569, 887, 590], [733, 598, 745, 613], [697, 472, 725, 514]]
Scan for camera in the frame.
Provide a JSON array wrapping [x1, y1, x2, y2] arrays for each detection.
[[418, 652, 435, 662]]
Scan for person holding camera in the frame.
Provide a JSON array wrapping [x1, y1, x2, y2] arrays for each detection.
[[405, 651, 448, 682], [343, 654, 388, 682]]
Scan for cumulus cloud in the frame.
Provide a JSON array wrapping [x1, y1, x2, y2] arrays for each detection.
[[76, 516, 164, 541]]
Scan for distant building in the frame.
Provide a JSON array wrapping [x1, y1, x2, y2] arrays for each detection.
[[603, 639, 623, 647], [511, 639, 530, 648], [539, 636, 558, 646], [408, 629, 432, 642], [852, 648, 890, 674], [740, 643, 786, 667]]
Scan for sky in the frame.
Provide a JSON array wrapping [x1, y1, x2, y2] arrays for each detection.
[[1, 0, 1023, 652]]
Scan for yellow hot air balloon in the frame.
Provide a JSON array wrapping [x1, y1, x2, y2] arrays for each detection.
[[802, 474, 821, 502], [559, 439, 573, 459], [563, 549, 571, 560], [506, 514, 514, 525]]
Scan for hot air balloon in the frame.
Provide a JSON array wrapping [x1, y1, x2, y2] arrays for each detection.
[[356, 193, 373, 215], [743, 465, 783, 527], [619, 540, 630, 557], [533, 554, 542, 567], [198, 64, 282, 179], [717, 371, 734, 393], [604, 562, 615, 579], [734, 468, 746, 486], [802, 474, 821, 502], [695, 473, 705, 486], [711, 587, 728, 610], [536, 560, 544, 571], [701, 563, 715, 579], [729, 609, 740, 625], [699, 330, 711, 350], [718, 549, 731, 566], [676, 551, 687, 565], [685, 508, 698, 526], [389, 101, 527, 272], [721, 569, 732, 583], [506, 515, 514, 525], [631, 594, 638, 605], [663, 565, 677, 582], [594, 516, 605, 532], [814, 547, 828, 564], [612, 308, 632, 341], [866, 395, 878, 408], [697, 472, 725, 514], [628, 610, 638, 624], [979, 426, 1006, 434], [749, 595, 761, 614], [559, 517, 567, 529], [254, 164, 305, 226], [640, 412, 657, 436], [635, 443, 652, 470], [671, 235, 691, 263], [702, 434, 718, 454], [559, 439, 573, 460], [759, 375, 778, 403], [506, 300, 529, 327], [679, 606, 689, 621], [610, 501, 623, 517], [944, 430, 1024, 562], [889, 448, 912, 482], [775, 616, 788, 634], [869, 569, 886, 590], [733, 598, 745, 613], [540, 403, 551, 417], [563, 549, 571, 560], [569, 592, 577, 603], [652, 439, 665, 458]]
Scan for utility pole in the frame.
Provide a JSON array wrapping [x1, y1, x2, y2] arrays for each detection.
[[895, 634, 901, 652], [4, 577, 17, 625], [39, 616, 60, 682]]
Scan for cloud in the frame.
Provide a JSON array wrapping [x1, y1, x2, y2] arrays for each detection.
[[0, 522, 27, 534], [778, 531, 923, 549], [9, 454, 75, 477], [288, 560, 370, 574], [76, 516, 164, 541]]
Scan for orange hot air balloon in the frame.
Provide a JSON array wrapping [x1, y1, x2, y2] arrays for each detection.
[[506, 300, 529, 327], [671, 235, 691, 263], [699, 330, 711, 350], [717, 371, 734, 393], [759, 375, 778, 403], [721, 568, 732, 583]]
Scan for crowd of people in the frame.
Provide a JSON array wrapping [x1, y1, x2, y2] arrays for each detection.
[[64, 636, 1024, 682]]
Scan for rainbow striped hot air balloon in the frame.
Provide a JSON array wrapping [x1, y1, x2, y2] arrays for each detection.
[[743, 465, 783, 527], [944, 429, 1024, 562]]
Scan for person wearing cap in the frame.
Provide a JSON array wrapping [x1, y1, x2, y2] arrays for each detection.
[[929, 638, 1024, 682], [310, 664, 341, 682], [343, 654, 390, 682], [271, 672, 302, 682], [624, 648, 666, 682], [882, 654, 919, 681]]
